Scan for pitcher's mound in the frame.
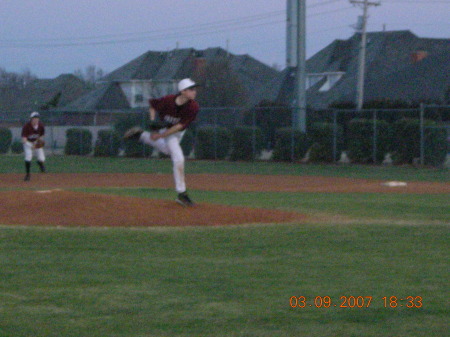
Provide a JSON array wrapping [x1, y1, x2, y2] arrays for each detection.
[[0, 190, 305, 227]]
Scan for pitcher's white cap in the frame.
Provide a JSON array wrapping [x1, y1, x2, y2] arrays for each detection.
[[30, 111, 40, 119], [178, 78, 198, 92]]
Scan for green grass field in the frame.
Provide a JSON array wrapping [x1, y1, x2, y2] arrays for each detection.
[[0, 154, 449, 181], [0, 156, 449, 336]]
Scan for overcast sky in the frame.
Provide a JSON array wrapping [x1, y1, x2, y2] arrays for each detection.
[[1, 0, 449, 78]]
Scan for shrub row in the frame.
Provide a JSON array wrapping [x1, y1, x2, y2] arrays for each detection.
[[194, 126, 265, 160], [65, 128, 92, 155], [391, 119, 447, 166], [1, 119, 447, 166], [345, 118, 447, 165], [64, 121, 449, 166], [271, 119, 447, 166], [347, 119, 391, 163], [0, 128, 23, 154], [0, 128, 12, 154]]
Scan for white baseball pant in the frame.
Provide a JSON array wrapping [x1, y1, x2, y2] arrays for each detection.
[[23, 141, 45, 162], [139, 129, 186, 193]]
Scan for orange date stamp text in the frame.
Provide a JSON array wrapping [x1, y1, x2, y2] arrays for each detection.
[[289, 296, 423, 308]]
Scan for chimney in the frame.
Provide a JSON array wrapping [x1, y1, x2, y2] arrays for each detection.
[[193, 57, 207, 77], [411, 50, 428, 63]]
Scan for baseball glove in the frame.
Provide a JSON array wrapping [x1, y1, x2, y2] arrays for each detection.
[[148, 120, 171, 131], [34, 139, 45, 149]]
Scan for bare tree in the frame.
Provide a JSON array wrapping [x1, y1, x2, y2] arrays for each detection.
[[0, 67, 37, 89], [74, 65, 106, 87], [194, 58, 248, 107]]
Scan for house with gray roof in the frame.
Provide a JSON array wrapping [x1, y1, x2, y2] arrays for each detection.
[[0, 74, 91, 113], [62, 47, 279, 111], [271, 30, 449, 109]]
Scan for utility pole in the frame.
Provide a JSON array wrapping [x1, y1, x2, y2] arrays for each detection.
[[350, 0, 380, 110], [286, 0, 297, 67], [293, 0, 306, 132]]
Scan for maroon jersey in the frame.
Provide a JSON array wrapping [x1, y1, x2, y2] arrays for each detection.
[[22, 121, 45, 142], [150, 94, 199, 130]]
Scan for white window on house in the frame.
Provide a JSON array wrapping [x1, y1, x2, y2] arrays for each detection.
[[318, 72, 345, 92], [328, 73, 344, 87], [131, 82, 146, 107], [307, 74, 324, 89]]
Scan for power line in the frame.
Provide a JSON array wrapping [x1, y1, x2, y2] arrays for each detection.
[[308, 6, 354, 18], [308, 0, 345, 8], [0, 18, 285, 48], [0, 3, 355, 49], [0, 10, 285, 44], [2, 3, 349, 46], [310, 24, 353, 35], [387, 1, 449, 3]]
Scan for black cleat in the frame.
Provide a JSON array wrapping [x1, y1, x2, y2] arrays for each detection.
[[38, 162, 46, 173], [123, 127, 144, 140], [176, 192, 195, 207], [24, 174, 30, 181]]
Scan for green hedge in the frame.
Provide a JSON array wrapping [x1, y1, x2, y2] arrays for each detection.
[[114, 113, 147, 136], [0, 128, 12, 154], [423, 126, 448, 166], [347, 119, 392, 163], [181, 129, 194, 157], [272, 128, 309, 161], [230, 126, 264, 161], [195, 126, 232, 160], [308, 122, 344, 163], [94, 130, 121, 157], [243, 102, 292, 149], [392, 119, 448, 166], [11, 139, 24, 154], [65, 128, 92, 155], [123, 140, 153, 158]]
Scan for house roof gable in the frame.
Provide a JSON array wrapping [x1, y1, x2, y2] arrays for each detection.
[[299, 30, 450, 108], [62, 82, 130, 111]]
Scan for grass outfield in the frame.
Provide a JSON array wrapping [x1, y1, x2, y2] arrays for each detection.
[[0, 156, 449, 336], [0, 225, 448, 337], [0, 154, 449, 181]]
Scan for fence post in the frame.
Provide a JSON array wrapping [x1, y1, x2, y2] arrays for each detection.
[[142, 110, 146, 157], [290, 107, 296, 162], [420, 103, 425, 166], [49, 110, 54, 155], [372, 110, 377, 164], [109, 111, 113, 155], [214, 108, 218, 160], [252, 108, 256, 161], [333, 109, 337, 163]]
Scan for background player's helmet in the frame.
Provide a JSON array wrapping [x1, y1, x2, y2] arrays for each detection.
[[30, 111, 40, 119]]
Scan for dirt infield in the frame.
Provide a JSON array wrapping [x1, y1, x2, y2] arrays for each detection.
[[0, 173, 448, 227], [1, 173, 449, 193], [0, 190, 305, 227]]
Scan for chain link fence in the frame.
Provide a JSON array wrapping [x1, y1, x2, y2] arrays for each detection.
[[0, 105, 448, 166]]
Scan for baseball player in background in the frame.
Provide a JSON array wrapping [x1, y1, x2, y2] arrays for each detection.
[[124, 78, 199, 206], [21, 111, 46, 181]]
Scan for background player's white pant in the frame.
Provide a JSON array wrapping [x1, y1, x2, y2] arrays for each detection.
[[139, 129, 186, 193], [23, 142, 45, 162]]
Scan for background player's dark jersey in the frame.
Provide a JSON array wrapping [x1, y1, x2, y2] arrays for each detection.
[[22, 122, 45, 142]]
